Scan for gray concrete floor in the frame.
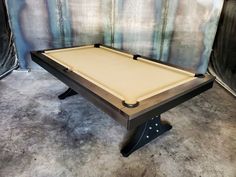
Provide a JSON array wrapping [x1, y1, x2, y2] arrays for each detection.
[[0, 70, 235, 177]]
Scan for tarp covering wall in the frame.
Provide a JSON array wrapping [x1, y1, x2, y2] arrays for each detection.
[[0, 0, 17, 77], [6, 0, 223, 74], [210, 0, 236, 94]]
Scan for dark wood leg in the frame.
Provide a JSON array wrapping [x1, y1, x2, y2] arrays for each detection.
[[58, 88, 78, 100], [121, 115, 172, 157]]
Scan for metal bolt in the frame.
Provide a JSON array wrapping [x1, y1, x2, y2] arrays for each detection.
[[155, 123, 158, 126], [146, 135, 149, 139], [149, 127, 152, 130], [156, 130, 159, 132]]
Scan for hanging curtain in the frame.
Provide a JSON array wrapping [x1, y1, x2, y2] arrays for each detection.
[[114, 0, 223, 74], [6, 0, 223, 74], [0, 0, 17, 78], [6, 0, 112, 69], [209, 0, 236, 95]]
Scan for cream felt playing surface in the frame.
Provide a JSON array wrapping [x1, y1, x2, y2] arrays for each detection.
[[44, 46, 196, 104]]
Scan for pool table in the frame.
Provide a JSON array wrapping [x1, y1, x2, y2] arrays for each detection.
[[31, 44, 215, 157]]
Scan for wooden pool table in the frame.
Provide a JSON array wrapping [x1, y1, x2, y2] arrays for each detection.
[[31, 44, 215, 157]]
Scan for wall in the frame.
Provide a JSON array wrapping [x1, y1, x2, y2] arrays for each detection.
[[209, 0, 236, 94], [6, 0, 223, 74], [0, 0, 17, 77]]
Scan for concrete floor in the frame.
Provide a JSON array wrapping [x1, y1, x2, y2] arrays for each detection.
[[0, 70, 235, 177]]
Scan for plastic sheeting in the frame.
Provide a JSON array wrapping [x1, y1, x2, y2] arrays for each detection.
[[0, 0, 17, 77], [113, 0, 223, 74], [6, 0, 223, 74], [6, 0, 111, 69], [209, 0, 236, 94]]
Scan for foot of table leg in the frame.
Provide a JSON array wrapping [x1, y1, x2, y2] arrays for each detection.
[[58, 88, 78, 100], [121, 115, 172, 157]]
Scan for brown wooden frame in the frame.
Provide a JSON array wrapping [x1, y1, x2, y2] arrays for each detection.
[[31, 44, 215, 130]]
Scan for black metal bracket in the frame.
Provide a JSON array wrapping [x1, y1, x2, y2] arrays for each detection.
[[194, 73, 205, 78], [133, 54, 141, 60], [121, 115, 172, 157], [94, 44, 101, 48], [122, 101, 139, 108], [58, 88, 78, 100]]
